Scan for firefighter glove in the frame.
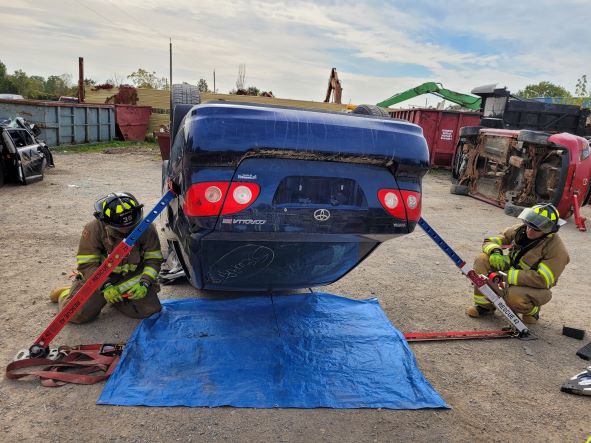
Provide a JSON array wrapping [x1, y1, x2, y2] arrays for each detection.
[[102, 283, 123, 304], [127, 281, 149, 300], [489, 253, 510, 271]]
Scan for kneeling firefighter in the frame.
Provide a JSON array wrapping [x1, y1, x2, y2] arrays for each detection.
[[50, 192, 164, 323], [466, 203, 570, 324]]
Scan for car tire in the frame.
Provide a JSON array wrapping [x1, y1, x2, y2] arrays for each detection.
[[450, 183, 469, 195], [517, 130, 552, 146], [351, 104, 390, 118], [459, 126, 482, 137], [504, 201, 526, 217], [0, 160, 5, 188], [172, 84, 200, 108]]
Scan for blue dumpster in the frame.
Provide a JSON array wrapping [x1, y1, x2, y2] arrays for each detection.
[[0, 99, 115, 146]]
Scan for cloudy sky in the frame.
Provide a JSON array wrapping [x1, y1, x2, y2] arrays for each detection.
[[2, 0, 590, 106]]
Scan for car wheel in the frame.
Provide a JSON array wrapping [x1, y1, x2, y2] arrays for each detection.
[[450, 183, 469, 195], [351, 104, 390, 118], [504, 201, 526, 217], [0, 160, 5, 188], [459, 126, 482, 137], [517, 130, 552, 146]]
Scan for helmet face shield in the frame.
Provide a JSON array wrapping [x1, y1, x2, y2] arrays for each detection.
[[517, 204, 560, 234]]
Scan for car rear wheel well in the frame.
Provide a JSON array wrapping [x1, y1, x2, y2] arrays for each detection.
[[170, 240, 193, 284]]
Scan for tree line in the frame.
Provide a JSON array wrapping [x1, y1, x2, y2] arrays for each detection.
[[0, 58, 587, 103]]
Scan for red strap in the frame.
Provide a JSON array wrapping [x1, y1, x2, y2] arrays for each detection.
[[6, 348, 121, 387], [404, 329, 514, 342]]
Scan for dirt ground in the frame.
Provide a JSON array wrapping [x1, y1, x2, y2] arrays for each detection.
[[1, 148, 589, 443]]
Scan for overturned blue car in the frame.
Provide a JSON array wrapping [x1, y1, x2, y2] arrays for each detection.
[[162, 99, 428, 291]]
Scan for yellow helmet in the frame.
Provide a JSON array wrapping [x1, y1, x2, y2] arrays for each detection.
[[94, 192, 143, 233], [518, 203, 565, 234]]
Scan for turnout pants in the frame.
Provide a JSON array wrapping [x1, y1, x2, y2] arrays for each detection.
[[472, 253, 552, 315], [58, 271, 162, 324]]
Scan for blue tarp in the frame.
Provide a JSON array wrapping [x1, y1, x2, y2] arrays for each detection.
[[98, 293, 448, 409]]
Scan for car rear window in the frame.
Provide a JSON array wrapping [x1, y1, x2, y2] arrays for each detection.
[[273, 176, 367, 207]]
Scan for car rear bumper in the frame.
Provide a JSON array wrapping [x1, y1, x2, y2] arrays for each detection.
[[177, 231, 394, 290]]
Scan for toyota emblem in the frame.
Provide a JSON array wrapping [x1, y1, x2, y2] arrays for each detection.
[[314, 208, 331, 222]]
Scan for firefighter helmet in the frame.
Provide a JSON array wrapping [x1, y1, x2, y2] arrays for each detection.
[[517, 203, 565, 234], [94, 192, 143, 232]]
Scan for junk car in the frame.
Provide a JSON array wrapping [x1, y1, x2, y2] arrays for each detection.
[[450, 126, 591, 224], [162, 97, 429, 291], [0, 117, 54, 187]]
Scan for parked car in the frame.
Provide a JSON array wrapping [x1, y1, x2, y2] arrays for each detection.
[[0, 94, 24, 100], [0, 117, 54, 187], [451, 126, 591, 221], [162, 97, 429, 291]]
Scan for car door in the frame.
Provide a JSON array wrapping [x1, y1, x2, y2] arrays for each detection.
[[7, 129, 44, 184]]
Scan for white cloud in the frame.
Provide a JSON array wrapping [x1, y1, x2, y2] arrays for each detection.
[[1, 0, 590, 105]]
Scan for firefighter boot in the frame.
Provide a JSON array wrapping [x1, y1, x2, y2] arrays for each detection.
[[522, 313, 539, 325], [466, 305, 495, 318], [49, 286, 71, 303]]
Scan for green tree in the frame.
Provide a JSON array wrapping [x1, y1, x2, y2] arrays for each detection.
[[0, 60, 7, 92], [246, 86, 260, 96], [127, 68, 169, 89], [575, 75, 588, 97], [10, 69, 32, 96], [197, 78, 209, 92], [516, 81, 572, 98], [28, 75, 46, 98], [45, 75, 70, 97]]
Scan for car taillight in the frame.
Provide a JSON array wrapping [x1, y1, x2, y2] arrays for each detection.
[[221, 183, 260, 215], [377, 189, 422, 221], [183, 181, 260, 216], [401, 190, 421, 221]]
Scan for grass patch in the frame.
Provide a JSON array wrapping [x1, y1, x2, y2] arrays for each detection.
[[426, 167, 452, 177], [53, 140, 158, 153]]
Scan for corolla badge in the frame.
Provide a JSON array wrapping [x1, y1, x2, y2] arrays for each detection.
[[314, 208, 331, 222]]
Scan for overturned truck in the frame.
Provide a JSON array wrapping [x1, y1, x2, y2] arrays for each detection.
[[451, 85, 591, 231]]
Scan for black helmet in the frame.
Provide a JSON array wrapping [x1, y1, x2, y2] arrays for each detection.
[[517, 203, 565, 234], [94, 192, 143, 232]]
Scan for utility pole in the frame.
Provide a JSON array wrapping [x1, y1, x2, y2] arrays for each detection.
[[169, 38, 173, 116]]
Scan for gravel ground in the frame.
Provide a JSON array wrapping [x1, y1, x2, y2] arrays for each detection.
[[0, 149, 589, 442]]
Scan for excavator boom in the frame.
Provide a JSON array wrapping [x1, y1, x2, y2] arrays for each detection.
[[377, 82, 481, 110]]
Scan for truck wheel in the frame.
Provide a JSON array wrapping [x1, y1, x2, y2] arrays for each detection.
[[352, 104, 390, 118], [517, 130, 552, 146], [504, 202, 526, 217], [450, 183, 469, 195], [459, 126, 482, 137], [172, 84, 200, 108]]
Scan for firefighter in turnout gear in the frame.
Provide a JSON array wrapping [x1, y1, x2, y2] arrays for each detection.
[[466, 203, 570, 324], [49, 192, 164, 323]]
